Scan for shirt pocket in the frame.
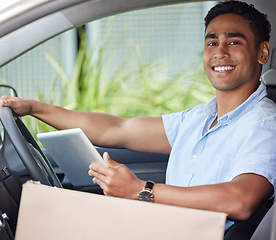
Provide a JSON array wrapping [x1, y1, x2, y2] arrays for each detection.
[[190, 151, 226, 186]]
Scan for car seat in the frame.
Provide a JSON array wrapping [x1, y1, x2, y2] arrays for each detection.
[[246, 48, 276, 240], [250, 200, 276, 240], [262, 48, 276, 103], [223, 198, 274, 240], [224, 48, 276, 240]]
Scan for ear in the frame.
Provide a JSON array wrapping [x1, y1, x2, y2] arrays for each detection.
[[258, 41, 270, 65]]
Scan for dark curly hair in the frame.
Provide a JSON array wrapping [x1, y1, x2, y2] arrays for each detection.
[[204, 1, 271, 46]]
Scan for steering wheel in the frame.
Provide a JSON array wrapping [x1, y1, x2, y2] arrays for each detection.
[[0, 106, 62, 234], [0, 107, 62, 195]]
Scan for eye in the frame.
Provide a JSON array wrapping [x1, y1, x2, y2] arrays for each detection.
[[229, 41, 241, 45], [207, 42, 218, 47]]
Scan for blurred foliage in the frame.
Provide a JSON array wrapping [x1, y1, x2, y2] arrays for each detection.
[[21, 25, 215, 137]]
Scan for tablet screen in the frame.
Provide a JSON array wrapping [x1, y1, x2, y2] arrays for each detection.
[[37, 128, 106, 187]]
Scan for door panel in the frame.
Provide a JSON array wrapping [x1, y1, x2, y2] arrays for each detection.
[[45, 148, 169, 193]]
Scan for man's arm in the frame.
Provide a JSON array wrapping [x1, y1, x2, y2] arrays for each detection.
[[0, 96, 171, 154], [89, 153, 273, 221], [153, 173, 273, 220]]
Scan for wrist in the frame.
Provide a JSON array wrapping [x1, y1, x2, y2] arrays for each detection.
[[133, 180, 146, 200], [138, 180, 155, 202], [29, 99, 48, 117], [28, 99, 36, 115]]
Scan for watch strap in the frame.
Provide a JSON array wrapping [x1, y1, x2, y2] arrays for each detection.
[[144, 180, 154, 191]]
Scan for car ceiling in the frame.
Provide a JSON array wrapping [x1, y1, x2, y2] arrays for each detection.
[[0, 0, 49, 24]]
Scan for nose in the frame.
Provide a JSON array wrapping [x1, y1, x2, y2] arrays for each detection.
[[214, 44, 229, 59]]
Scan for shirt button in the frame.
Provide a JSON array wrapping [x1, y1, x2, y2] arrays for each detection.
[[193, 154, 198, 159]]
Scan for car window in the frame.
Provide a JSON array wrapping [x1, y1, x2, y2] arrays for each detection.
[[0, 2, 216, 134]]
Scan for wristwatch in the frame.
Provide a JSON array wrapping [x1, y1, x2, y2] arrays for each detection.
[[138, 180, 155, 202]]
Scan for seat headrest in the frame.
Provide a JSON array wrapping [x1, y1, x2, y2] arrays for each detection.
[[271, 48, 276, 69], [262, 48, 276, 86], [262, 69, 276, 86]]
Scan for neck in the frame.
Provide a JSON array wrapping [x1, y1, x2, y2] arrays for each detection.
[[215, 81, 260, 118]]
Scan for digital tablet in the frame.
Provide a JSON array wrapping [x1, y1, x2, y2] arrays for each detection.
[[37, 128, 107, 187]]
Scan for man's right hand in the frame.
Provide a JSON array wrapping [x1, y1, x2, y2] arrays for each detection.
[[0, 96, 33, 117]]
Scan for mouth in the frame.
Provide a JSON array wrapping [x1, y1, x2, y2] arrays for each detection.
[[212, 65, 236, 73]]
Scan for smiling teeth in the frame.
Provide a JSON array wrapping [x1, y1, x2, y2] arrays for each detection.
[[214, 66, 235, 72]]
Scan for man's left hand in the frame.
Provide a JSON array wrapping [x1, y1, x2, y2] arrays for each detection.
[[88, 152, 145, 200]]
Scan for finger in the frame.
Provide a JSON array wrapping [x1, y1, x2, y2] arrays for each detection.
[[88, 169, 95, 177], [89, 162, 100, 171], [0, 96, 11, 106], [88, 168, 104, 180], [88, 166, 102, 177], [88, 165, 114, 185], [92, 177, 108, 193], [92, 177, 96, 183], [0, 97, 20, 110], [103, 152, 120, 168], [89, 162, 110, 177]]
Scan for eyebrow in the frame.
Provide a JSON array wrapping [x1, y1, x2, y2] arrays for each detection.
[[205, 33, 217, 40], [226, 32, 246, 40], [205, 32, 247, 40]]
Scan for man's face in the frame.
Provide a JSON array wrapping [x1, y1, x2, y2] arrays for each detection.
[[203, 13, 263, 93]]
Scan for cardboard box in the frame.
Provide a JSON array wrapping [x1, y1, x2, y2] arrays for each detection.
[[15, 181, 227, 240]]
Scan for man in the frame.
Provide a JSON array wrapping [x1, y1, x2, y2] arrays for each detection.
[[0, 1, 275, 231]]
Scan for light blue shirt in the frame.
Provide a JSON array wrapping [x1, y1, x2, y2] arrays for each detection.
[[162, 81, 276, 231]]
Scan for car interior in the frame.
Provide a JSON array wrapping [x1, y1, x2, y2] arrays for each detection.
[[0, 0, 275, 239]]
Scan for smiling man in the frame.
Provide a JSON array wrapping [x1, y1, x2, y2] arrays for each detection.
[[0, 0, 275, 232], [203, 12, 270, 128]]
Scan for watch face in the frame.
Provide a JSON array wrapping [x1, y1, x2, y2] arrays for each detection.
[[138, 190, 154, 202]]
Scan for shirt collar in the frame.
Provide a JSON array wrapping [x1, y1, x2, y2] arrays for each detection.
[[204, 81, 267, 124]]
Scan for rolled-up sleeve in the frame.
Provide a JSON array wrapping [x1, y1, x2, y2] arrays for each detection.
[[162, 110, 187, 147]]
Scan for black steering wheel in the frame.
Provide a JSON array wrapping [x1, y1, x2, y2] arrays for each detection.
[[0, 106, 62, 196]]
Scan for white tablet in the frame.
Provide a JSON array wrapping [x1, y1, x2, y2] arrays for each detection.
[[37, 128, 107, 187]]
